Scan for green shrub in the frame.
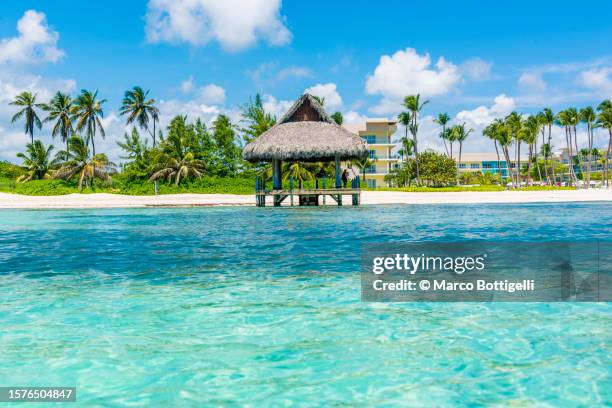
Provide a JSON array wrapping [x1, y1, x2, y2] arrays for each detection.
[[0, 161, 25, 179]]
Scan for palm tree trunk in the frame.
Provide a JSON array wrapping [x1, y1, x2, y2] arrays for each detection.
[[541, 129, 549, 184], [548, 124, 554, 185], [442, 125, 449, 156], [528, 144, 533, 186], [412, 114, 421, 186], [457, 142, 463, 185], [516, 142, 521, 187], [565, 127, 576, 186], [494, 140, 501, 182], [502, 146, 515, 188], [586, 124, 593, 188], [605, 128, 612, 188], [573, 125, 584, 185]]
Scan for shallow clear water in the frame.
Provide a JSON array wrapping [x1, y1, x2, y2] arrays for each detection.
[[0, 203, 611, 407]]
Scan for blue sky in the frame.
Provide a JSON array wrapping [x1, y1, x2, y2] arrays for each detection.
[[1, 0, 611, 161]]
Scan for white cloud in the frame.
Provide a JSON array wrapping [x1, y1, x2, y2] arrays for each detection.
[[247, 62, 312, 84], [580, 67, 612, 95], [0, 10, 64, 65], [261, 94, 293, 119], [276, 66, 312, 81], [145, 0, 292, 51], [461, 58, 492, 81], [456, 94, 516, 126], [365, 48, 461, 114], [518, 72, 546, 92], [198, 83, 226, 104], [180, 75, 195, 93], [343, 111, 367, 125], [304, 83, 342, 110]]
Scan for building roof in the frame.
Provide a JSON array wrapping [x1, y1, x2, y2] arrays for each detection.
[[342, 118, 397, 134], [242, 94, 367, 162]]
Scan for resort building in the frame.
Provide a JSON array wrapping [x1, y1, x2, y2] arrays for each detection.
[[559, 148, 610, 176], [344, 119, 399, 188], [455, 153, 517, 179]]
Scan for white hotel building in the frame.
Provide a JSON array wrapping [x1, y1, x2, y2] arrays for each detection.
[[344, 118, 399, 188]]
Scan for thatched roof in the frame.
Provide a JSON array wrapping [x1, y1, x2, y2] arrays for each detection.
[[243, 93, 367, 162]]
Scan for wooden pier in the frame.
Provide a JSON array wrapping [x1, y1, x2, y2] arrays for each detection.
[[255, 187, 361, 207]]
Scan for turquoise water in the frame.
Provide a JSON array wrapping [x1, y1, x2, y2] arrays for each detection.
[[0, 203, 611, 407]]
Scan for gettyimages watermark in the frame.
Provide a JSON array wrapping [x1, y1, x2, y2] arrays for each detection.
[[361, 241, 611, 302]]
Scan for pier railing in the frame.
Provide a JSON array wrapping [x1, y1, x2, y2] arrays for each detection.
[[255, 176, 361, 207]]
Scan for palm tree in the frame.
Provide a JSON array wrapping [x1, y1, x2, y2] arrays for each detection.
[[597, 109, 612, 188], [506, 112, 523, 186], [483, 123, 503, 182], [580, 107, 597, 188], [120, 86, 160, 146], [240, 93, 276, 143], [522, 115, 539, 185], [487, 119, 515, 187], [352, 157, 374, 183], [556, 109, 578, 185], [55, 136, 115, 190], [72, 89, 106, 156], [434, 113, 451, 156], [331, 112, 343, 125], [403, 94, 428, 185], [566, 108, 584, 183], [10, 91, 43, 145], [539, 108, 555, 184], [597, 100, 611, 112], [41, 92, 74, 152], [149, 151, 204, 186], [282, 162, 314, 189], [16, 140, 55, 182], [455, 123, 472, 167], [448, 123, 472, 184], [397, 111, 411, 160]]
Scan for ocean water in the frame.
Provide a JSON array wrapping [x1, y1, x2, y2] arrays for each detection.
[[0, 203, 610, 407]]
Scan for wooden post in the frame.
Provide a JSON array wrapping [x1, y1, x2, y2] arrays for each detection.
[[290, 175, 294, 206], [322, 177, 326, 205], [273, 159, 282, 207], [335, 155, 341, 188]]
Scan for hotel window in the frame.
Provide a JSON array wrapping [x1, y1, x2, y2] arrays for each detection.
[[368, 150, 377, 159], [470, 164, 480, 169], [483, 163, 492, 169], [366, 179, 377, 189], [363, 135, 376, 144], [365, 165, 377, 173], [458, 163, 467, 169]]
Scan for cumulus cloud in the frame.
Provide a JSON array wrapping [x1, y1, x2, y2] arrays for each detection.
[[304, 83, 342, 110], [456, 94, 516, 126], [247, 62, 312, 85], [518, 72, 546, 92], [0, 10, 64, 65], [461, 58, 492, 81], [343, 111, 368, 125], [365, 48, 461, 114], [145, 0, 292, 51], [180, 75, 195, 93], [198, 83, 226, 104], [580, 67, 612, 95], [261, 94, 293, 119]]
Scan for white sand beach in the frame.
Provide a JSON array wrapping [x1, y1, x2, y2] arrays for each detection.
[[0, 189, 611, 209]]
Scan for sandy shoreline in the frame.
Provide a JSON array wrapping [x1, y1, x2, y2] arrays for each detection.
[[0, 189, 611, 209]]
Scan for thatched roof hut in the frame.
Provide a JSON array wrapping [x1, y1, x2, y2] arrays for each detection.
[[243, 94, 367, 162]]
